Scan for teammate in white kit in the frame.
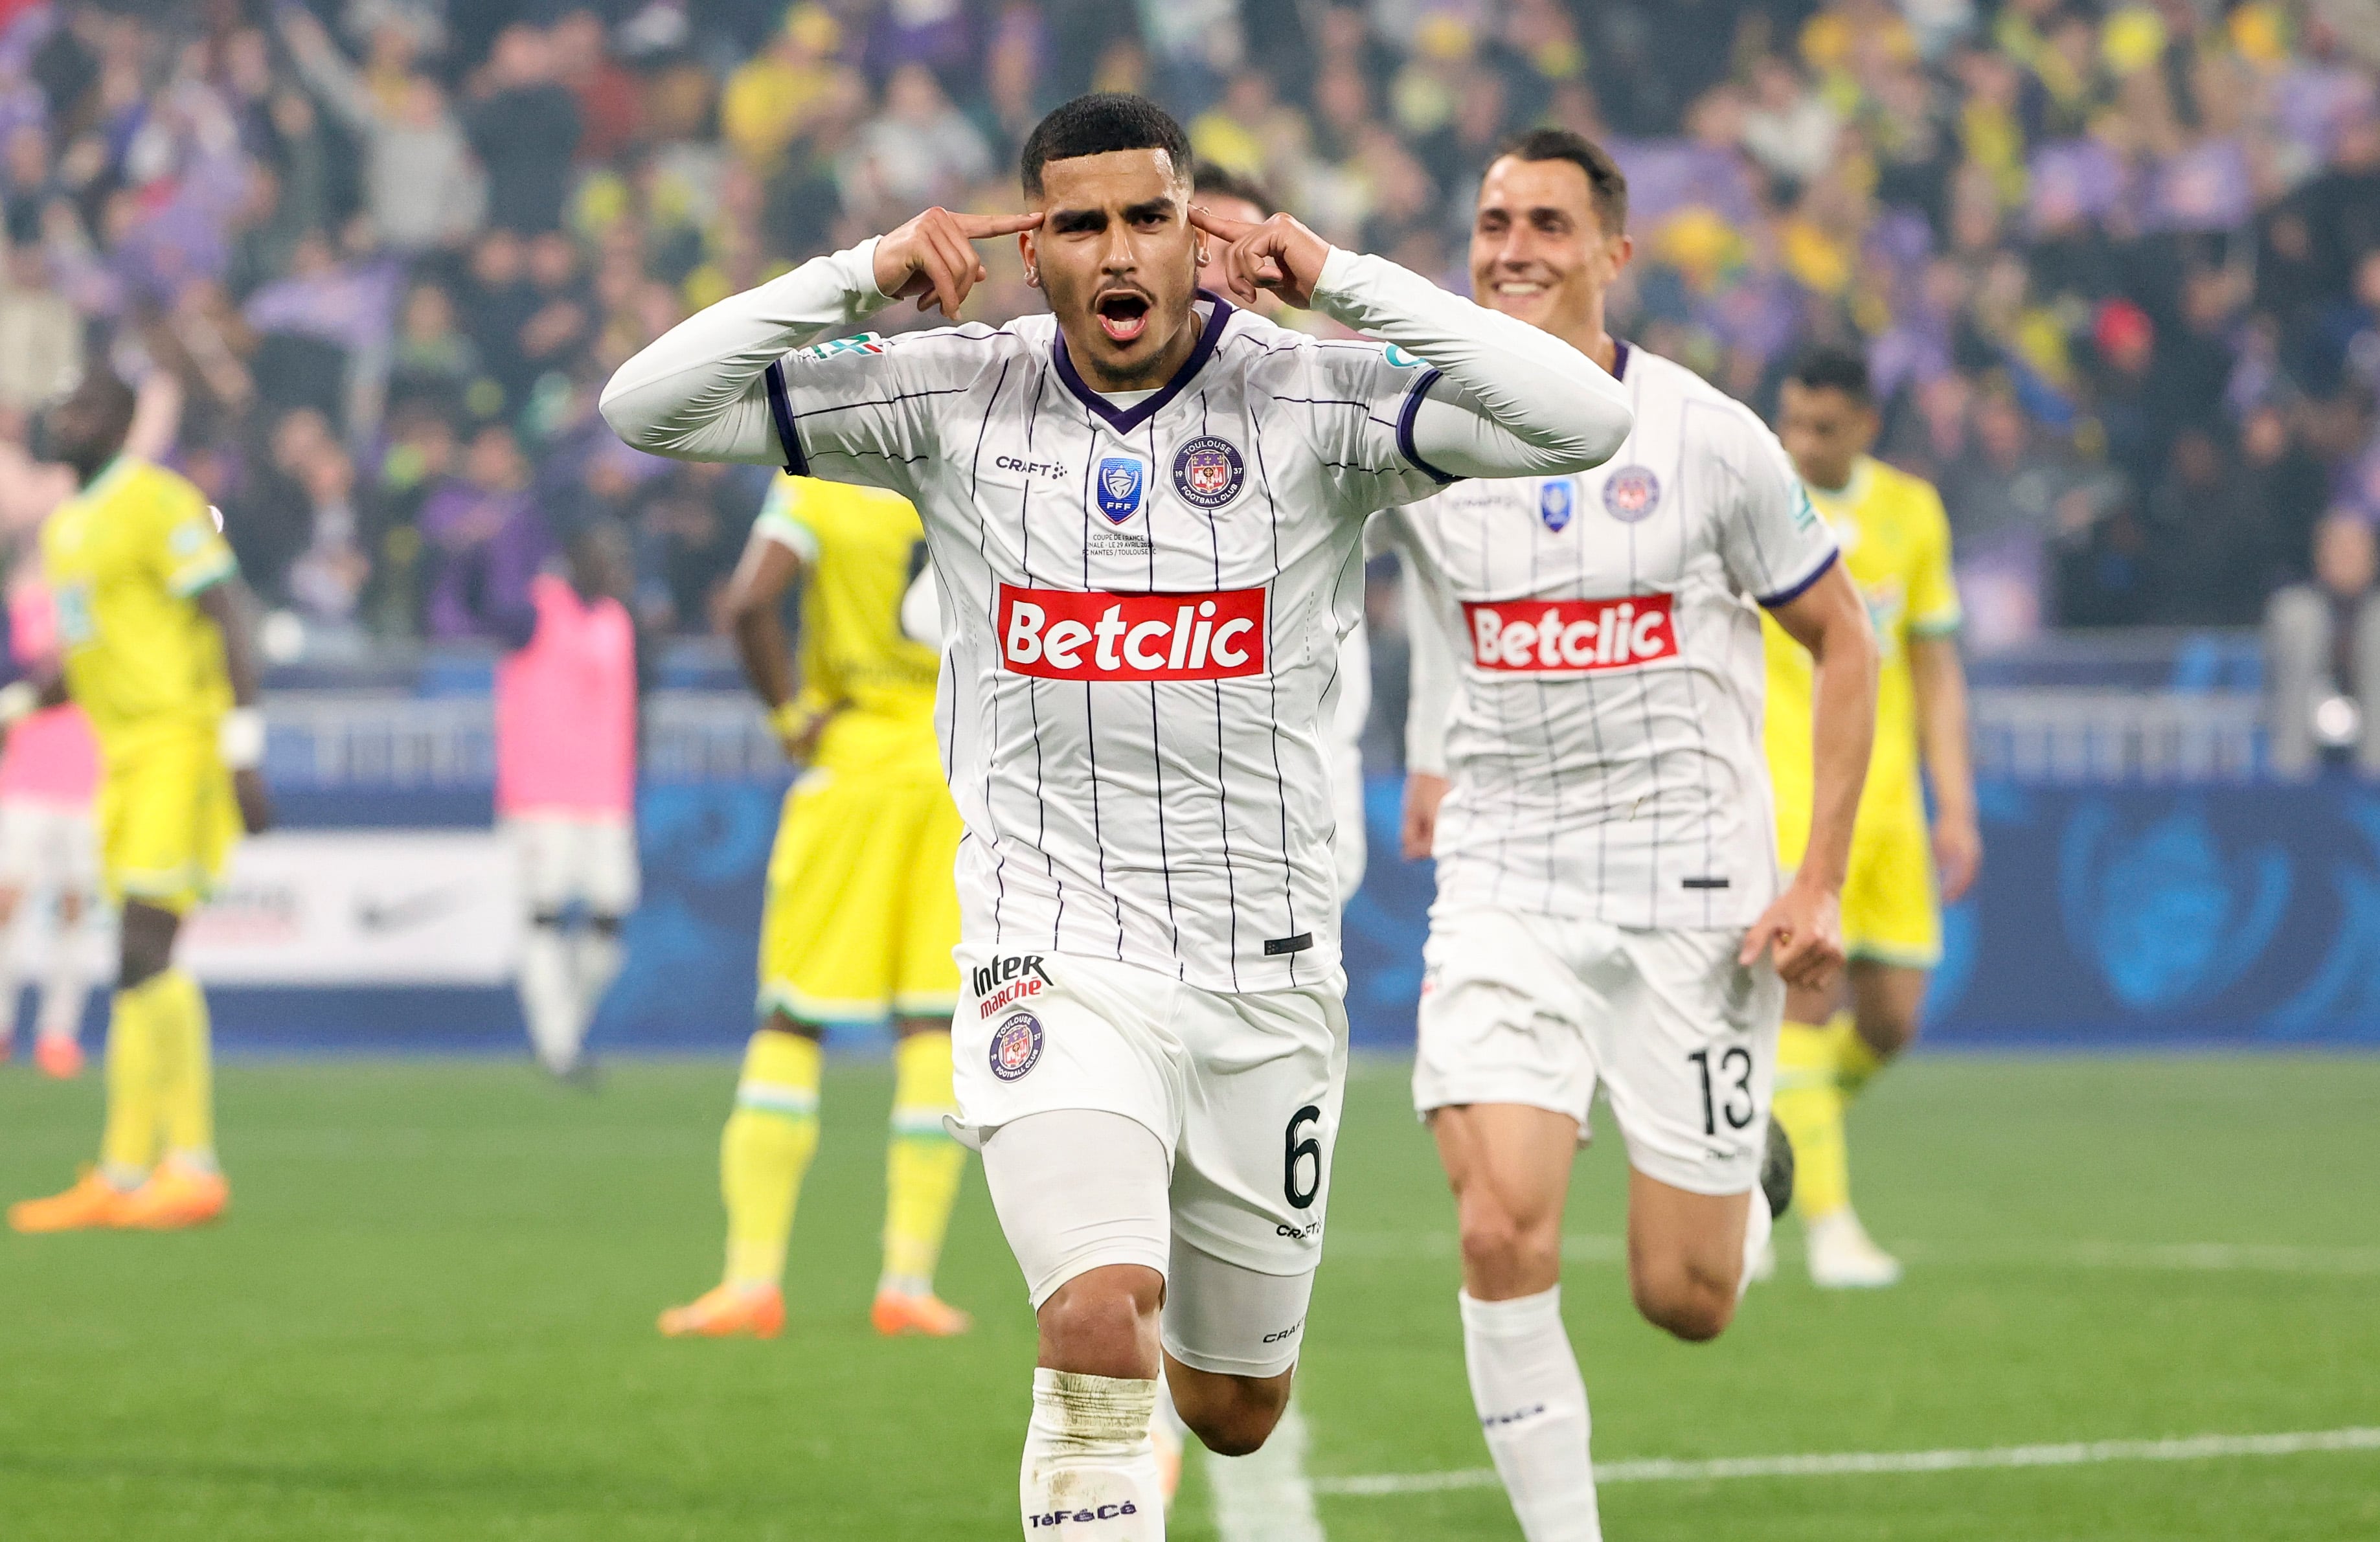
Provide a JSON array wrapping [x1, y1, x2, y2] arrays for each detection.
[[1390, 130, 1879, 1542], [602, 95, 1633, 1541]]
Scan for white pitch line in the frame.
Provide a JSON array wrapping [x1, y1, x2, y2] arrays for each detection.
[[1207, 1397, 1327, 1542], [1323, 1231, 2380, 1276], [1311, 1426, 2380, 1497]]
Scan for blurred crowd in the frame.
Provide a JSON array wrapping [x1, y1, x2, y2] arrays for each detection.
[[0, 0, 2374, 652]]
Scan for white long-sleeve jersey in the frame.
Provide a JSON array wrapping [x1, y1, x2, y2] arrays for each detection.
[[604, 240, 1631, 992], [1391, 343, 1837, 931]]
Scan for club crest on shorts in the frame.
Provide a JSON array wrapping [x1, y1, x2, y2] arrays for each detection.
[[1172, 436, 1245, 510], [1095, 457, 1144, 523], [990, 1012, 1044, 1081], [1602, 466, 1662, 523], [1539, 477, 1577, 532]]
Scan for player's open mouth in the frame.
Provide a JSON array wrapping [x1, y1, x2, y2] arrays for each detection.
[[1095, 291, 1151, 343]]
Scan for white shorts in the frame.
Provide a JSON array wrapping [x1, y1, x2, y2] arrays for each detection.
[[953, 947, 1348, 1375], [0, 797, 99, 895], [1412, 906, 1784, 1196], [507, 813, 640, 916]]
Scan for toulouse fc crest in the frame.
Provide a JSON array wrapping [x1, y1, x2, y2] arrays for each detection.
[[1096, 457, 1144, 523], [1602, 466, 1662, 523], [1172, 436, 1246, 509], [990, 1012, 1044, 1081]]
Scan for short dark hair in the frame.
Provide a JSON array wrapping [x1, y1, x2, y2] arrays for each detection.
[[1495, 126, 1628, 236], [1191, 163, 1276, 217], [1784, 343, 1874, 403], [1021, 93, 1192, 199]]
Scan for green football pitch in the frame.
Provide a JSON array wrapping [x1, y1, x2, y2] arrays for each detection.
[[1, 1052, 2375, 1540]]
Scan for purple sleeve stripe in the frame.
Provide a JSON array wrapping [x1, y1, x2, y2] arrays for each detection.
[[764, 359, 806, 475], [1757, 547, 1839, 609], [1396, 367, 1458, 485]]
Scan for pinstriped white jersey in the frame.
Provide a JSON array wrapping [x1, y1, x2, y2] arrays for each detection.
[[1388, 345, 1838, 931], [767, 295, 1448, 993]]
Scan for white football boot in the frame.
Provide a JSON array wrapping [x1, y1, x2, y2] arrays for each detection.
[[1806, 1209, 1903, 1289]]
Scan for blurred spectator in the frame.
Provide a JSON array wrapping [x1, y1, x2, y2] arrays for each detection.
[[2267, 512, 2380, 778], [844, 63, 993, 220], [422, 420, 550, 642], [0, 239, 80, 413], [278, 6, 484, 251], [466, 24, 584, 236]]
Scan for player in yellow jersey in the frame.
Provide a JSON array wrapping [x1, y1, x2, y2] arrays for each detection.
[[1762, 346, 1979, 1287], [5, 368, 273, 1233], [659, 473, 970, 1340]]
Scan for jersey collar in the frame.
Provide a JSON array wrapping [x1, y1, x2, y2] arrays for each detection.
[[1050, 290, 1236, 436]]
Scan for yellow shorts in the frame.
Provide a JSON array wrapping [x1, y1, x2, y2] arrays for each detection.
[[758, 764, 963, 1025], [98, 735, 240, 915], [1838, 814, 1941, 971]]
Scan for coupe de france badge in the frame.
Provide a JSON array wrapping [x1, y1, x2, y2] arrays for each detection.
[[1096, 457, 1145, 524], [1540, 477, 1577, 532], [990, 1012, 1044, 1082], [1602, 466, 1662, 523], [1173, 436, 1246, 510]]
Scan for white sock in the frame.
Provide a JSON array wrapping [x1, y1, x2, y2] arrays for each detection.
[[519, 924, 582, 1072], [1739, 1183, 1773, 1302], [1021, 1368, 1164, 1539], [571, 927, 624, 1030], [37, 907, 91, 1041], [1205, 1396, 1326, 1542], [1460, 1287, 1601, 1542]]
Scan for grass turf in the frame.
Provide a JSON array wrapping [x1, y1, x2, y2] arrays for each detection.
[[0, 1052, 2374, 1539]]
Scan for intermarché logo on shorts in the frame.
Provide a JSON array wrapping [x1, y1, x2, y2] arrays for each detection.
[[973, 955, 1050, 1019]]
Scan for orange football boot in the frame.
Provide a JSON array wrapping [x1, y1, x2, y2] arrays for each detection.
[[870, 1290, 973, 1337], [658, 1282, 784, 1339], [9, 1168, 131, 1232], [33, 1036, 84, 1079], [114, 1160, 229, 1230]]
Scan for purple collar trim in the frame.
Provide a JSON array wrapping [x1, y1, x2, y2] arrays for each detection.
[[1611, 339, 1633, 380], [1051, 289, 1237, 434]]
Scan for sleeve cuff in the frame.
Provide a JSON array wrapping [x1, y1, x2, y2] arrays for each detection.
[[169, 554, 239, 598], [754, 506, 819, 563], [1909, 613, 1964, 638], [1756, 547, 1838, 609], [1396, 368, 1458, 485], [762, 359, 806, 475]]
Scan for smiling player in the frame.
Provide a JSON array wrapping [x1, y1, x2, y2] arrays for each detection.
[[1388, 128, 1878, 1541], [604, 93, 1631, 1541]]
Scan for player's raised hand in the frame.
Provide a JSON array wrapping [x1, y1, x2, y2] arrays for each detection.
[[1189, 207, 1333, 310], [1739, 880, 1846, 992], [872, 207, 1045, 319]]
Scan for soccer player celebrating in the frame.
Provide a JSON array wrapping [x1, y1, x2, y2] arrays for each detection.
[[1390, 130, 1877, 1541], [657, 471, 974, 1341], [604, 93, 1631, 1539], [1763, 345, 1978, 1289], [6, 368, 273, 1232]]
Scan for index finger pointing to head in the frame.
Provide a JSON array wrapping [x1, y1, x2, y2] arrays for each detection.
[[1188, 205, 1254, 242], [956, 211, 1044, 238]]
